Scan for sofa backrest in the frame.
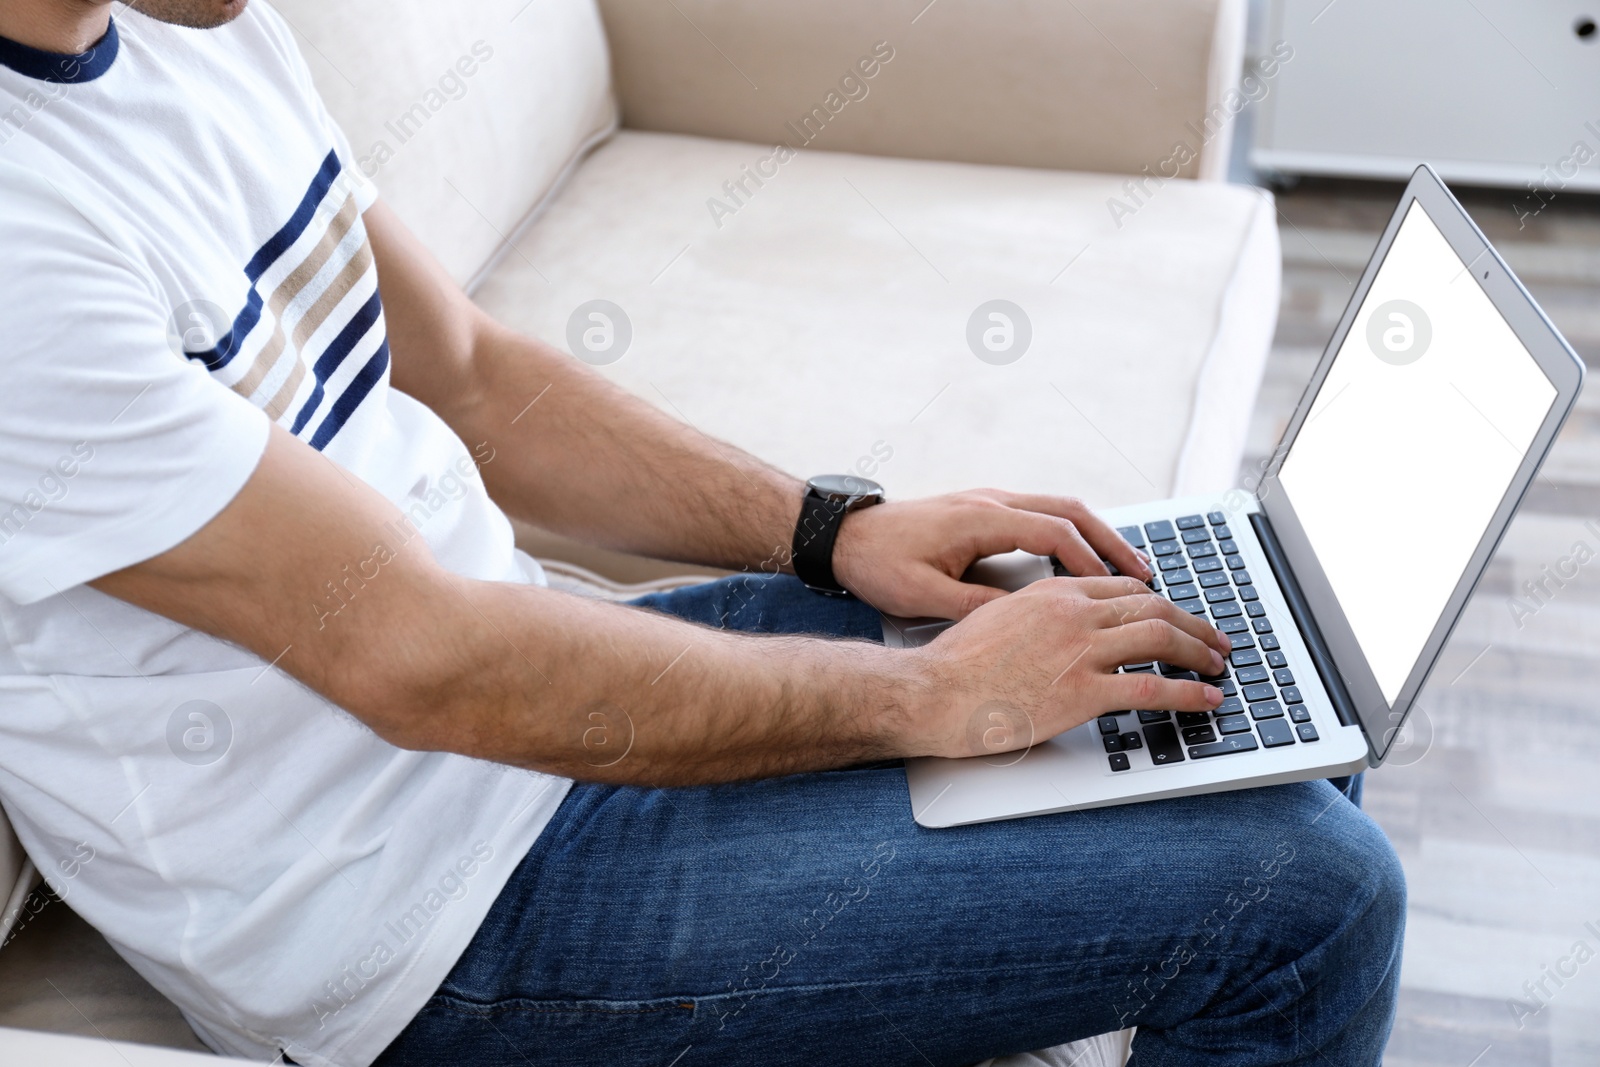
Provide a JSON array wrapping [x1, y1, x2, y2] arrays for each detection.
[[597, 0, 1245, 181], [270, 0, 617, 288]]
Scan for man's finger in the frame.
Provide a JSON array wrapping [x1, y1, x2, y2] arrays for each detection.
[[1052, 576, 1151, 601], [965, 508, 1110, 578], [1098, 670, 1223, 712], [1095, 592, 1231, 657], [988, 492, 1150, 580], [912, 573, 1008, 621], [1098, 616, 1225, 678]]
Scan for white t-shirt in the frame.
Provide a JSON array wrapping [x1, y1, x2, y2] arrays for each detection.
[[0, 7, 569, 1065]]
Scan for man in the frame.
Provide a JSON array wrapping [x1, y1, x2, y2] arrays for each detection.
[[0, 0, 1404, 1064]]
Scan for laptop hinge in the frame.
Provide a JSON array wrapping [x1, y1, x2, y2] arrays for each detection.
[[1248, 512, 1359, 730]]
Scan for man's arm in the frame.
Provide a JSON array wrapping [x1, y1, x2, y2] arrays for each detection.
[[367, 202, 1156, 620], [90, 426, 1229, 785]]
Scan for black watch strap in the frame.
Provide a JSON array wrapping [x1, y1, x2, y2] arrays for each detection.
[[792, 491, 850, 595]]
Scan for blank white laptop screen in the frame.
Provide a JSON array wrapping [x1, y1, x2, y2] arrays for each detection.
[[1277, 200, 1557, 704]]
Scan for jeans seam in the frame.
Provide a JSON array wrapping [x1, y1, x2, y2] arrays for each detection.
[[431, 949, 1278, 1017]]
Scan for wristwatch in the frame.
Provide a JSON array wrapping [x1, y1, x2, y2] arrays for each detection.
[[791, 474, 885, 596]]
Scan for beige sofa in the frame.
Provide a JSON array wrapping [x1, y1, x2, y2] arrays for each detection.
[[0, 0, 1276, 1062]]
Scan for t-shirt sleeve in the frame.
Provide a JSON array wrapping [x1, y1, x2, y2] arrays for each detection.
[[0, 169, 272, 606]]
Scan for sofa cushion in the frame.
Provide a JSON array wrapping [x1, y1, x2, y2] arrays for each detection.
[[598, 0, 1245, 180], [474, 131, 1278, 570], [272, 0, 617, 288]]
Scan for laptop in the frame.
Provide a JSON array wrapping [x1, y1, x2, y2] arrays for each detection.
[[899, 165, 1586, 828]]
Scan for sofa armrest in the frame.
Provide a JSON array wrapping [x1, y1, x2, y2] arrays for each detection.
[[597, 0, 1245, 180]]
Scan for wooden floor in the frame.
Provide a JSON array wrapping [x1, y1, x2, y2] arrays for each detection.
[[1247, 179, 1600, 1067]]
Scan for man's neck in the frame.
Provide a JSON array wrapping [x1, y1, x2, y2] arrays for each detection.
[[0, 0, 114, 54]]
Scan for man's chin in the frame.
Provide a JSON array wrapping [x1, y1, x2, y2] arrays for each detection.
[[135, 0, 250, 31]]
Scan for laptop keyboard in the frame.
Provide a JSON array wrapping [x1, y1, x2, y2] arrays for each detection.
[[1096, 511, 1319, 773]]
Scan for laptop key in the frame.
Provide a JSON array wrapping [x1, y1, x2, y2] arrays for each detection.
[[1226, 554, 1247, 569], [1207, 510, 1227, 525], [1181, 527, 1212, 544], [1108, 753, 1131, 772], [1231, 569, 1252, 586], [1180, 600, 1208, 616], [1123, 661, 1155, 672], [1189, 735, 1259, 759], [1273, 669, 1295, 687], [1249, 700, 1284, 720], [1159, 554, 1188, 571], [1177, 711, 1210, 728], [1256, 719, 1296, 748], [1252, 618, 1273, 634], [1193, 557, 1224, 573], [1245, 603, 1267, 618], [1219, 679, 1237, 697], [1230, 649, 1262, 668], [1119, 731, 1143, 750], [1204, 586, 1236, 604], [1259, 634, 1281, 651], [1215, 696, 1244, 716], [1176, 514, 1205, 530], [1117, 525, 1146, 549], [1266, 650, 1288, 668], [1236, 665, 1270, 684], [1237, 585, 1259, 602], [1215, 714, 1252, 735], [1144, 520, 1176, 542], [1218, 539, 1239, 555], [1243, 682, 1276, 703], [1280, 686, 1303, 705], [1153, 541, 1182, 557], [1098, 716, 1121, 734], [1217, 617, 1249, 634], [1143, 722, 1185, 764], [1214, 525, 1232, 539], [1187, 542, 1218, 559], [1288, 704, 1311, 724], [1228, 631, 1255, 651], [1296, 723, 1320, 743], [1199, 571, 1230, 588], [1182, 725, 1218, 745], [1103, 733, 1124, 752], [1138, 710, 1171, 724], [1167, 583, 1199, 601], [1210, 602, 1243, 619], [1167, 568, 1194, 585]]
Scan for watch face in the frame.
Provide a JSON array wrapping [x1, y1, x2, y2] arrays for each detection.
[[808, 473, 884, 501]]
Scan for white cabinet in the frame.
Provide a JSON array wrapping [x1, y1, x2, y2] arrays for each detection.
[[1254, 0, 1600, 195]]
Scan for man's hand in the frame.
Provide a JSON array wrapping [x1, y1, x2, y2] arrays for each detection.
[[908, 575, 1232, 760], [831, 489, 1154, 620]]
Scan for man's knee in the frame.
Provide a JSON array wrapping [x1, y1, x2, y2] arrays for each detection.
[[1250, 781, 1407, 965]]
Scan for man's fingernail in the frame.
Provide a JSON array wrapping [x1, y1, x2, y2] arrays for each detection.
[[1204, 685, 1223, 706], [1210, 650, 1224, 672]]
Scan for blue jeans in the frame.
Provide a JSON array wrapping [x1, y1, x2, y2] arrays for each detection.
[[375, 575, 1403, 1067]]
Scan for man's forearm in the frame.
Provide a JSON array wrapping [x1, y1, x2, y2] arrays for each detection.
[[439, 321, 805, 572], [379, 575, 931, 785]]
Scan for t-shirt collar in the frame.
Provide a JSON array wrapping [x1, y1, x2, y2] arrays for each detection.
[[0, 17, 119, 84]]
